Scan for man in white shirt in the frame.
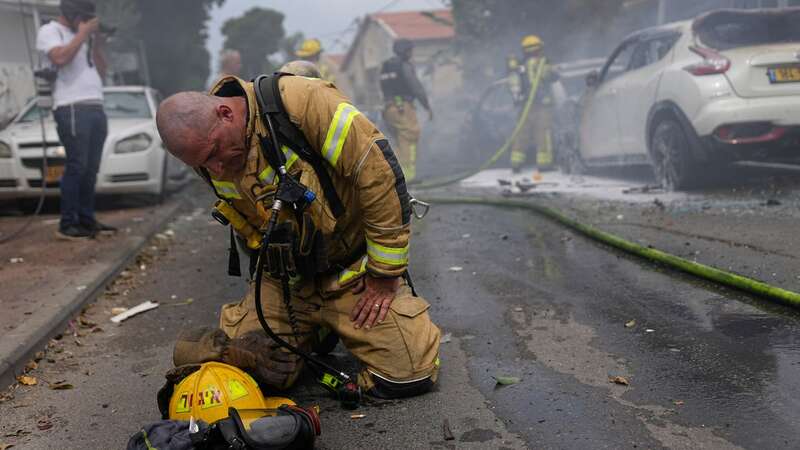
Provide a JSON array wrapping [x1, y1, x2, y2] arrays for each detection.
[[36, 0, 116, 239]]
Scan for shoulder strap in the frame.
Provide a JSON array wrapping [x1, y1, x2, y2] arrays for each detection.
[[254, 73, 345, 218]]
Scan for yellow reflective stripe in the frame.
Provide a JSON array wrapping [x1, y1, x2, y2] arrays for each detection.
[[338, 256, 368, 285], [366, 238, 409, 266], [258, 146, 300, 184], [322, 103, 360, 167], [211, 179, 241, 199]]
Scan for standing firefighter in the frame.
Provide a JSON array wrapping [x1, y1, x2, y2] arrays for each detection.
[[155, 74, 441, 400], [295, 38, 335, 83], [508, 34, 558, 175], [380, 39, 433, 182]]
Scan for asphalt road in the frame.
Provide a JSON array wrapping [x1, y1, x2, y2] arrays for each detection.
[[2, 181, 800, 449]]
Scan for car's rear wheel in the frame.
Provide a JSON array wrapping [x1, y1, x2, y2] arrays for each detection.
[[650, 118, 696, 191]]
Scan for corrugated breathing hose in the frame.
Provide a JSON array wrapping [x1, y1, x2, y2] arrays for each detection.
[[419, 196, 800, 309]]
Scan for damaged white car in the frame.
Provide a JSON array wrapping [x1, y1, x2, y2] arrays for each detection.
[[577, 8, 800, 190]]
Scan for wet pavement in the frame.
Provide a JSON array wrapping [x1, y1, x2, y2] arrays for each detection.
[[2, 173, 800, 448]]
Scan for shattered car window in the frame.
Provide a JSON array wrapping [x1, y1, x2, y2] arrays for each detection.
[[695, 9, 800, 50]]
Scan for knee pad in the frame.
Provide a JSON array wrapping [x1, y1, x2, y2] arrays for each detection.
[[362, 371, 435, 399]]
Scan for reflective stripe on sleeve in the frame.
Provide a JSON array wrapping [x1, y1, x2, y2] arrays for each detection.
[[322, 103, 360, 167], [258, 145, 300, 184], [211, 179, 242, 200], [338, 256, 368, 285], [366, 237, 409, 267]]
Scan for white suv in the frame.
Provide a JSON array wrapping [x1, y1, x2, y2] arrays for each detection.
[[577, 8, 800, 189]]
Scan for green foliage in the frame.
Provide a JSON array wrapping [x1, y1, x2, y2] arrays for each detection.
[[95, 0, 222, 95], [221, 7, 286, 79]]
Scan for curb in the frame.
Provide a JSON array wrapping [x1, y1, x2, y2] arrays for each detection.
[[0, 198, 187, 389]]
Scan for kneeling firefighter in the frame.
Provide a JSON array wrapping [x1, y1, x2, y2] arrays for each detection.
[[508, 34, 559, 174], [155, 73, 441, 404]]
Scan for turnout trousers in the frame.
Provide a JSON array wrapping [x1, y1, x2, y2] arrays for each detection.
[[179, 275, 441, 396], [510, 105, 554, 171], [382, 100, 420, 182]]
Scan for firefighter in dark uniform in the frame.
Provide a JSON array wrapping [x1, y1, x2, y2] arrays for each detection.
[[379, 39, 433, 182]]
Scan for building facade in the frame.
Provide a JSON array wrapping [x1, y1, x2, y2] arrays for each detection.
[[340, 9, 462, 117], [0, 0, 59, 127]]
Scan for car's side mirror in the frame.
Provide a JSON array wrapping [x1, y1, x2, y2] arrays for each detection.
[[586, 70, 600, 88]]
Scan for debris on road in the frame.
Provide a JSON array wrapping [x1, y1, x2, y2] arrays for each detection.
[[110, 307, 128, 315], [1, 442, 15, 450], [48, 381, 74, 390], [609, 376, 630, 386], [624, 320, 636, 328], [8, 258, 24, 264], [493, 376, 521, 386], [442, 419, 455, 441], [110, 300, 159, 323], [622, 185, 664, 195], [645, 329, 655, 333], [36, 418, 52, 431], [162, 298, 194, 307], [350, 414, 366, 420], [448, 266, 464, 272], [674, 400, 685, 406], [16, 376, 37, 386], [440, 333, 452, 344]]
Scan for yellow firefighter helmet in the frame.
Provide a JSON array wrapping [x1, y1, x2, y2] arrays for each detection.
[[168, 362, 295, 424], [521, 35, 543, 52], [296, 38, 323, 58]]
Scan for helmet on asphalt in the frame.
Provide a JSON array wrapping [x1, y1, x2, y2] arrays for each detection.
[[393, 39, 414, 57], [521, 35, 543, 52], [167, 362, 294, 424], [279, 60, 322, 78], [296, 38, 323, 58]]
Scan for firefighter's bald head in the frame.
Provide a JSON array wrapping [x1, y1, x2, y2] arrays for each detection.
[[156, 91, 248, 179]]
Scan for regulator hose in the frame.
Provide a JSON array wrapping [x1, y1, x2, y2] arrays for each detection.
[[421, 196, 800, 309], [411, 60, 546, 190]]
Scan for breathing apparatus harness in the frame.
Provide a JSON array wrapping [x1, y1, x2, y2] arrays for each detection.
[[205, 73, 360, 409]]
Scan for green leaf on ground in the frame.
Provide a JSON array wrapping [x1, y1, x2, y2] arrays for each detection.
[[493, 376, 521, 386]]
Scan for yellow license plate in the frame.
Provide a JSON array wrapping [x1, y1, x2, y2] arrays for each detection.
[[769, 67, 800, 83], [45, 165, 64, 183]]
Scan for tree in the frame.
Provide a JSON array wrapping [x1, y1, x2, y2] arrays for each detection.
[[221, 7, 286, 79], [95, 0, 223, 95]]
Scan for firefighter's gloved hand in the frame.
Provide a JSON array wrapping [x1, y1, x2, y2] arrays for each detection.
[[225, 332, 303, 390], [173, 328, 302, 390]]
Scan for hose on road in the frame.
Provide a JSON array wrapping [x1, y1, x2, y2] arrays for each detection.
[[419, 195, 800, 309], [410, 62, 545, 190]]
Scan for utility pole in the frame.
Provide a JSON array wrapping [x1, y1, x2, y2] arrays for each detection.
[[656, 0, 667, 25]]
